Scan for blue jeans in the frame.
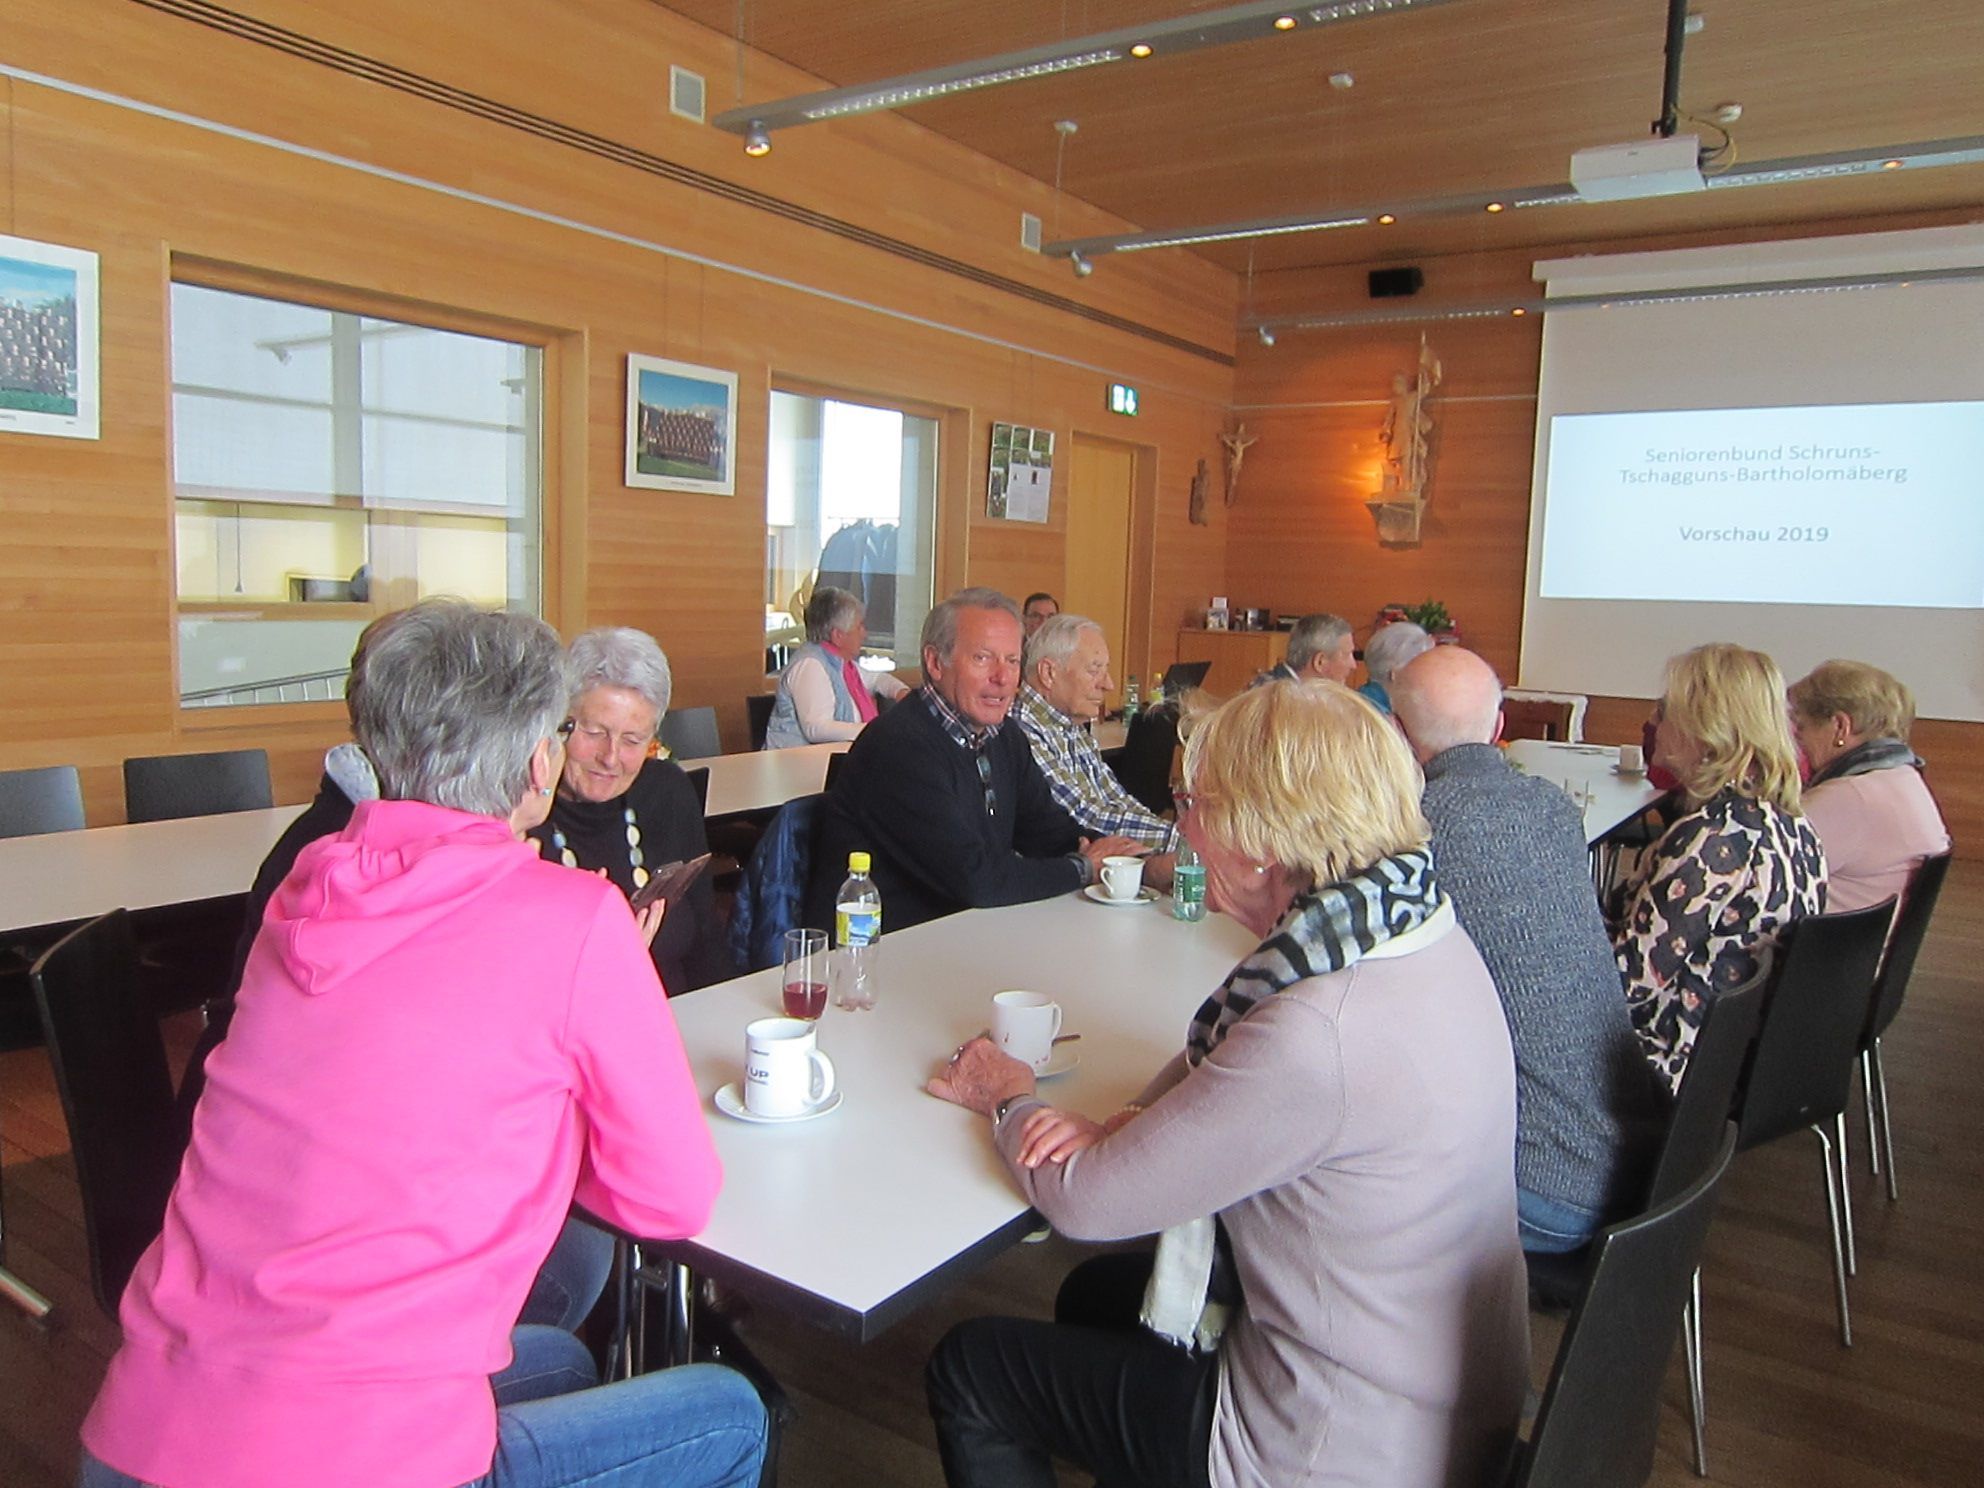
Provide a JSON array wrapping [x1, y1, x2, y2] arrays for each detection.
[[1517, 1187, 1606, 1254], [79, 1343, 766, 1488], [517, 1213, 618, 1334]]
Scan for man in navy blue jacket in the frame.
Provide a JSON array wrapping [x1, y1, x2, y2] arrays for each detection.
[[808, 588, 1139, 933]]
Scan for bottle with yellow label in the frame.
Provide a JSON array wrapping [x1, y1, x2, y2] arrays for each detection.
[[833, 850, 881, 1010]]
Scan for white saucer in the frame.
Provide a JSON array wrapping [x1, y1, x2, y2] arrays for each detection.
[[713, 1082, 843, 1125], [1083, 884, 1159, 907], [1611, 764, 1648, 778], [1036, 1045, 1081, 1080]]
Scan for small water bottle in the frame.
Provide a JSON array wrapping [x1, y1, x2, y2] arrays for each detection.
[[1171, 831, 1207, 922], [833, 850, 882, 1010], [1122, 676, 1141, 721]]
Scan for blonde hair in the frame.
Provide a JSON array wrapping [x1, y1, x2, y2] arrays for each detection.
[[1180, 680, 1428, 886], [1788, 660, 1916, 743], [1660, 644, 1803, 812]]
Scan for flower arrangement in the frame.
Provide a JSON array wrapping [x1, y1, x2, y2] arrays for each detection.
[[1376, 599, 1459, 642]]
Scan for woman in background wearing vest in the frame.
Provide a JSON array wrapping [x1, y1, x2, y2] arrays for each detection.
[[764, 585, 909, 748]]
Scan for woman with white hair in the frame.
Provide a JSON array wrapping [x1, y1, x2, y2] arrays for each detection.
[[530, 626, 734, 993], [924, 680, 1527, 1488], [79, 599, 765, 1488], [1356, 621, 1434, 714], [763, 584, 908, 748]]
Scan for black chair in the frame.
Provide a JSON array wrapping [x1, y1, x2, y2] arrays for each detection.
[[0, 764, 86, 838], [659, 706, 723, 762], [29, 909, 188, 1318], [1859, 850, 1952, 1201], [1109, 705, 1179, 816], [1512, 1126, 1738, 1488], [683, 766, 710, 815], [1734, 899, 1895, 1347], [1526, 972, 1767, 1476], [124, 748, 273, 822], [824, 751, 850, 793], [745, 694, 776, 752]]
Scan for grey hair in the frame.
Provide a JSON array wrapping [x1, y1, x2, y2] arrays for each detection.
[[567, 626, 673, 728], [1284, 613, 1353, 671], [1024, 612, 1104, 680], [921, 587, 1022, 664], [352, 600, 572, 818], [804, 586, 865, 645], [1363, 622, 1435, 685]]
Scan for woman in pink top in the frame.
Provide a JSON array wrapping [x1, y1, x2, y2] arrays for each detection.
[[1789, 660, 1950, 915], [80, 602, 765, 1488]]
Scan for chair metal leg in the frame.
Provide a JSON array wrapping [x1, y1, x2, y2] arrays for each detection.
[[1872, 1039, 1900, 1203], [630, 1241, 649, 1376], [1834, 1112, 1857, 1278], [1684, 1269, 1708, 1477], [668, 1260, 695, 1368], [0, 1264, 53, 1322], [1814, 1125, 1853, 1347], [1861, 1050, 1880, 1178]]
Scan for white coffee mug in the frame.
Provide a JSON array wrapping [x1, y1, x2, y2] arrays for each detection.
[[991, 990, 1063, 1071], [1099, 855, 1145, 901], [744, 1017, 836, 1118], [1617, 742, 1646, 773]]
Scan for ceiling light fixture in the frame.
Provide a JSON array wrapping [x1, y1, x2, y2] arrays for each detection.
[[1070, 251, 1094, 278], [1377, 213, 1396, 225], [1484, 201, 1505, 213], [1274, 15, 1300, 30], [742, 121, 771, 156], [713, 0, 1459, 141], [1257, 325, 1277, 346]]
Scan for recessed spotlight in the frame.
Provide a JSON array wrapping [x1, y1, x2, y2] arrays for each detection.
[[1070, 251, 1094, 278], [1485, 201, 1505, 213], [1130, 43, 1154, 58], [1510, 307, 1527, 317], [1328, 71, 1355, 90], [1377, 213, 1396, 225], [1257, 326, 1277, 347], [1882, 158, 1904, 170], [743, 121, 771, 157], [1273, 15, 1298, 30]]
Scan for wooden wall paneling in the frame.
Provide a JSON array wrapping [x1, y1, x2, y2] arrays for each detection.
[[0, 0, 1236, 822]]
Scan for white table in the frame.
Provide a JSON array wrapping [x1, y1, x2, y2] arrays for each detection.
[[650, 892, 1255, 1340], [1093, 719, 1128, 754], [0, 805, 306, 934], [694, 741, 847, 818], [1504, 739, 1667, 845]]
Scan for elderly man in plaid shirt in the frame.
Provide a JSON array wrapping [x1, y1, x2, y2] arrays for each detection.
[[1014, 614, 1179, 892]]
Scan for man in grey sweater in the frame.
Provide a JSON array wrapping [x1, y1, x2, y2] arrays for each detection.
[[1392, 647, 1660, 1252]]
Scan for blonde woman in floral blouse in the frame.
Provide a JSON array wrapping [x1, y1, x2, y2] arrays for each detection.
[[1613, 644, 1828, 1093]]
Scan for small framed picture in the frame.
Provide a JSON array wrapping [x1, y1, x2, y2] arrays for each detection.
[[0, 233, 100, 441], [625, 353, 739, 495]]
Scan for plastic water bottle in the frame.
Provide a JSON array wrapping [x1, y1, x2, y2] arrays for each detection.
[[1171, 831, 1207, 922], [833, 850, 882, 1010], [1123, 676, 1141, 721]]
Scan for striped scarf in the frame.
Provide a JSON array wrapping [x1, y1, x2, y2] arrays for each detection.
[[1141, 847, 1442, 1352]]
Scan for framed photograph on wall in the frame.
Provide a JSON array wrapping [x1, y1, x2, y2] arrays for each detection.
[[0, 233, 100, 441], [625, 353, 738, 494], [987, 419, 1052, 523]]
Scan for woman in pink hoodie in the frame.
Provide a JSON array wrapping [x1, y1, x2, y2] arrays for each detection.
[[79, 601, 765, 1488]]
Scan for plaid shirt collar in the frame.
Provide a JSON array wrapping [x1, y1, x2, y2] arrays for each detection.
[[1016, 682, 1081, 738], [920, 683, 1002, 750]]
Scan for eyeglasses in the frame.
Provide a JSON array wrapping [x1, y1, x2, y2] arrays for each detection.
[[571, 722, 654, 756], [1174, 788, 1211, 815], [974, 750, 997, 818], [555, 718, 577, 741]]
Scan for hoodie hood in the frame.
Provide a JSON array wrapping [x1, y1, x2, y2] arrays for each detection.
[[265, 798, 539, 997]]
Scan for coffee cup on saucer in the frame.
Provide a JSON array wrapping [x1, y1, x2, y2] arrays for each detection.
[[1616, 743, 1646, 774], [744, 1017, 836, 1118], [1099, 855, 1145, 901], [991, 991, 1063, 1072]]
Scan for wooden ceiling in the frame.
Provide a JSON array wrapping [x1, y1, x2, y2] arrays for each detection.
[[655, 0, 1984, 273]]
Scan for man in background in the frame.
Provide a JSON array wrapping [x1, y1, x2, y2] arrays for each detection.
[[1254, 612, 1356, 688], [1021, 592, 1060, 637]]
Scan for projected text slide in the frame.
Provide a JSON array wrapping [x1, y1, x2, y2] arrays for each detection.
[[1539, 402, 1984, 607]]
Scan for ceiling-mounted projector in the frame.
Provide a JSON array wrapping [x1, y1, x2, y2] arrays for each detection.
[[1570, 134, 1705, 202]]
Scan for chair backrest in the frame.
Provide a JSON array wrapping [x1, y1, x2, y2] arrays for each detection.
[[745, 693, 777, 751], [0, 764, 86, 838], [1865, 849, 1951, 1046], [1646, 971, 1768, 1207], [1109, 705, 1180, 815], [729, 794, 822, 973], [683, 765, 711, 816], [1736, 900, 1894, 1152], [660, 706, 724, 761], [1501, 697, 1576, 743], [1514, 1126, 1737, 1488], [825, 750, 850, 793], [29, 909, 186, 1318], [123, 748, 273, 822]]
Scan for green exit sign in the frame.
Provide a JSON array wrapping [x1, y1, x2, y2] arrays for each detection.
[[1107, 383, 1139, 416]]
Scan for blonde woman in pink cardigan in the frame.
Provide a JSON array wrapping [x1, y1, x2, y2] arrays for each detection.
[[1789, 660, 1950, 915], [80, 602, 764, 1488]]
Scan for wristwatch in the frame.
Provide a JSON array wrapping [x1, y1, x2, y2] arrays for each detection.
[[992, 1092, 1031, 1128]]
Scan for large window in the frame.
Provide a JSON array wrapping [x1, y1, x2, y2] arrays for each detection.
[[766, 389, 937, 670], [171, 281, 542, 707]]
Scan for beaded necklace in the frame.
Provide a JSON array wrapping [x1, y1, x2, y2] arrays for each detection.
[[549, 804, 648, 887]]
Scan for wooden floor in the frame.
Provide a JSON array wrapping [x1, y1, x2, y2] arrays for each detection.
[[5, 866, 1983, 1487]]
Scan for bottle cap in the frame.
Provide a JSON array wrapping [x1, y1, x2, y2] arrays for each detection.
[[849, 851, 871, 873]]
